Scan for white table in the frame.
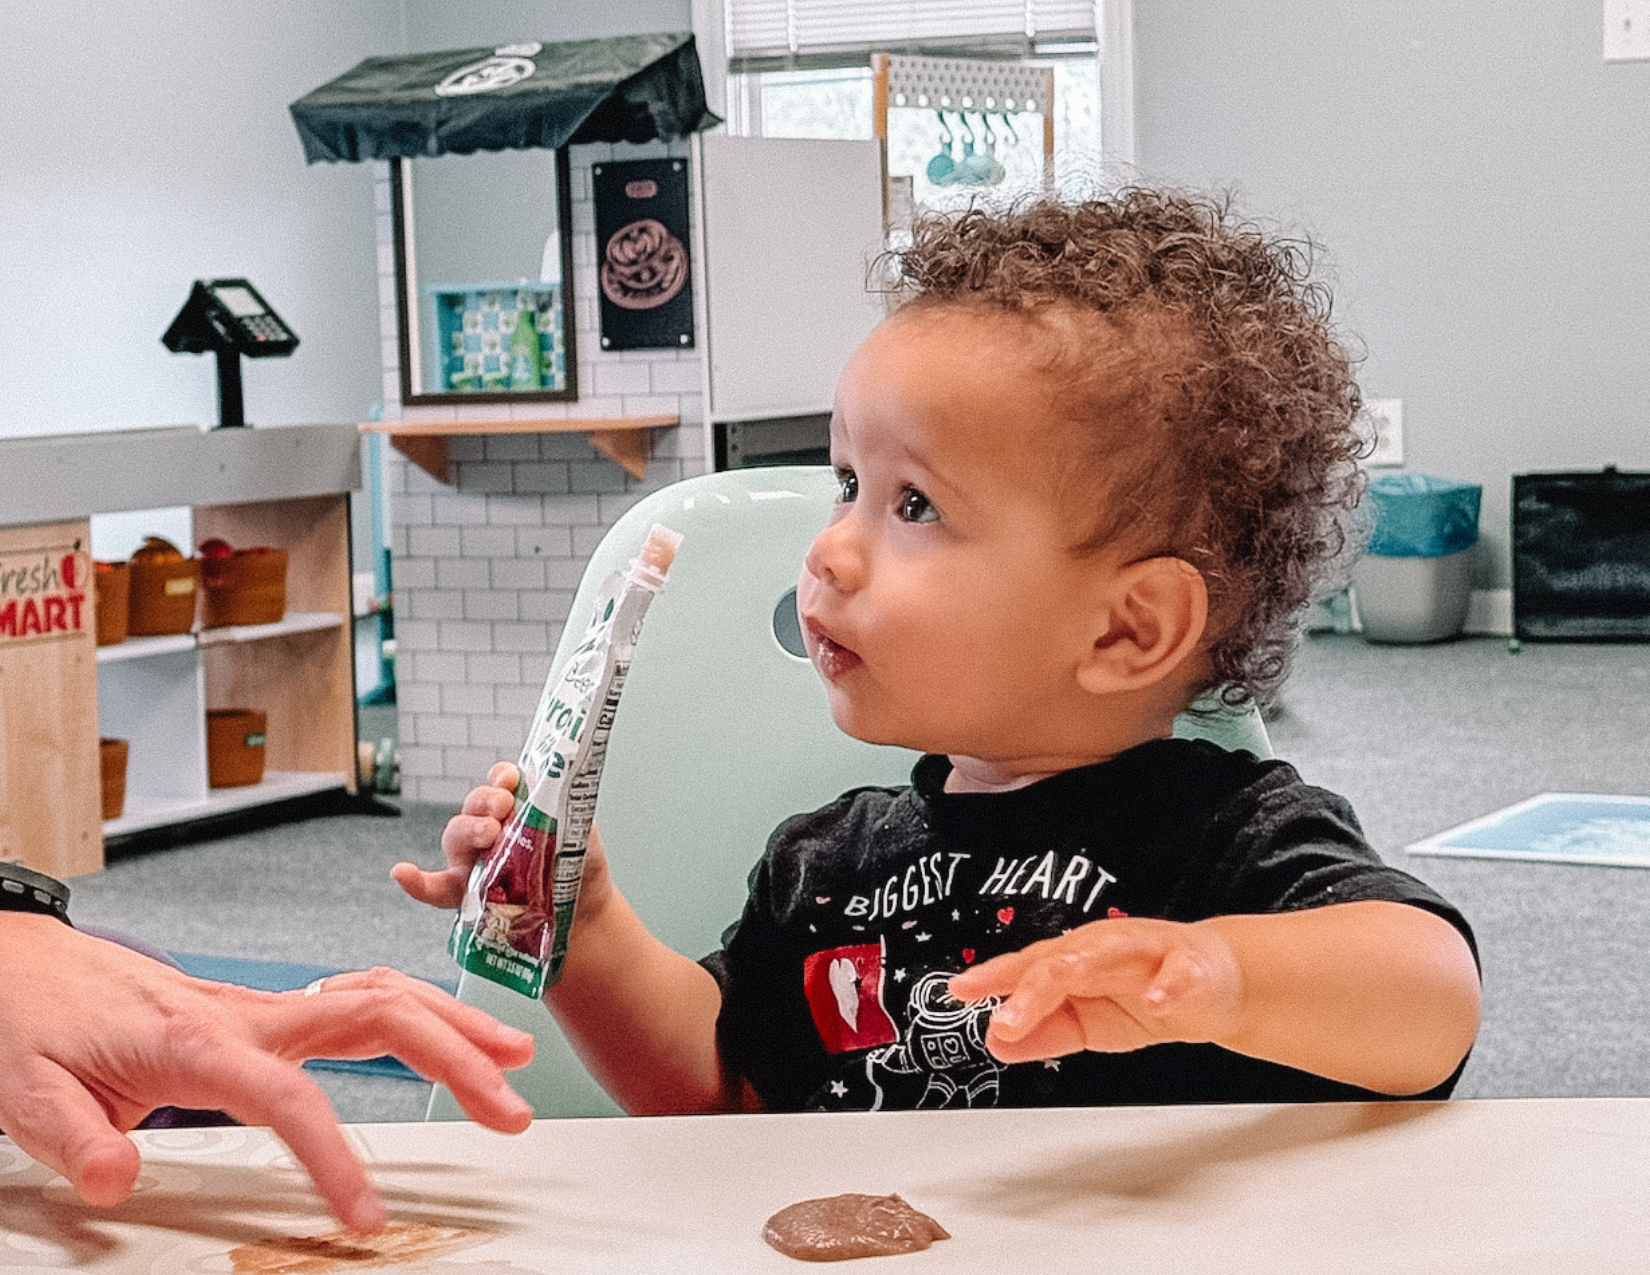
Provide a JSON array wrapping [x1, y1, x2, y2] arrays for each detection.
[[2, 1100, 1647, 1272]]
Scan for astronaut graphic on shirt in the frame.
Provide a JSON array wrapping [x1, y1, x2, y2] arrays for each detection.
[[863, 969, 1001, 1109]]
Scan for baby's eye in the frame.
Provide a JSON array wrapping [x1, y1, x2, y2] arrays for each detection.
[[898, 486, 938, 524], [834, 467, 858, 504]]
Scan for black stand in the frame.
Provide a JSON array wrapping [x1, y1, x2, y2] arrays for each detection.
[[214, 348, 245, 429]]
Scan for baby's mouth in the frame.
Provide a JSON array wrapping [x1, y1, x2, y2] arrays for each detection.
[[803, 618, 862, 680]]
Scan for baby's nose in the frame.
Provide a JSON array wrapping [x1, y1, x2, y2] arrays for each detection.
[[803, 516, 861, 590]]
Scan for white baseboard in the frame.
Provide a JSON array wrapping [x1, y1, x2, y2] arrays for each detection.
[[1465, 588, 1513, 636]]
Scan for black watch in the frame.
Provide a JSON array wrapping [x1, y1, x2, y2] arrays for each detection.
[[0, 862, 71, 923]]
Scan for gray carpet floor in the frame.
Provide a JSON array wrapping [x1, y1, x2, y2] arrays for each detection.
[[65, 633, 1650, 1121]]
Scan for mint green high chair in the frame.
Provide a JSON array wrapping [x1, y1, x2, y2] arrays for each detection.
[[427, 466, 1271, 1120]]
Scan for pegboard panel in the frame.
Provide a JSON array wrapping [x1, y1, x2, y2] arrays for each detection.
[[882, 54, 1054, 115]]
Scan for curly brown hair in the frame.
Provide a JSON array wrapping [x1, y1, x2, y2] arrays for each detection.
[[887, 187, 1366, 709]]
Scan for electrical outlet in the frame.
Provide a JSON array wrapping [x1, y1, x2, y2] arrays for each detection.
[[1605, 0, 1650, 61], [1359, 398, 1404, 467]]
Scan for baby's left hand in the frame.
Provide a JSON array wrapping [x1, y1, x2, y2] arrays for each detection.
[[948, 918, 1243, 1063]]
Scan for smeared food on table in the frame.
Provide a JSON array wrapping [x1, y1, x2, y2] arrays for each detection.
[[229, 1221, 486, 1273], [763, 1193, 951, 1262]]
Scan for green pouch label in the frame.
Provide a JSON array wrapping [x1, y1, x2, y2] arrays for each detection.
[[449, 919, 547, 999]]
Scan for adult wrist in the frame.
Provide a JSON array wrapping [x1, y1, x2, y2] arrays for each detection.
[[0, 862, 71, 924]]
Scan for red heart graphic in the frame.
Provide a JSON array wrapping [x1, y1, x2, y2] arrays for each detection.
[[996, 907, 1014, 925], [962, 948, 976, 964], [1107, 906, 1128, 919]]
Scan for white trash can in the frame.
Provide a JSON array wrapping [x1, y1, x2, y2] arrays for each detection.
[[1352, 546, 1475, 643], [1353, 473, 1481, 645]]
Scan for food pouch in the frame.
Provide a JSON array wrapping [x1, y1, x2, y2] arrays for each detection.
[[450, 523, 682, 996]]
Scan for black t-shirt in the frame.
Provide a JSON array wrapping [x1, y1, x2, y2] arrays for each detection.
[[704, 738, 1476, 1112]]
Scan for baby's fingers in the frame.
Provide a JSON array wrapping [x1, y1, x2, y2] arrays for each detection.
[[948, 949, 1034, 1003], [390, 861, 467, 909]]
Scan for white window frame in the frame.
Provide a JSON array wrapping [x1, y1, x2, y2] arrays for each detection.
[[695, 0, 1133, 169]]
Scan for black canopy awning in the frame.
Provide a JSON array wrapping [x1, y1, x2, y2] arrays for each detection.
[[289, 32, 718, 163]]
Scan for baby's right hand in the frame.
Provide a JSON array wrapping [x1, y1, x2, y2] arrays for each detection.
[[391, 761, 520, 910]]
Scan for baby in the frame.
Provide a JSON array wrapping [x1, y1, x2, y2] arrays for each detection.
[[396, 188, 1481, 1114]]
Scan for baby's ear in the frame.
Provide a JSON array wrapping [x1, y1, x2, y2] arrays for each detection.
[[1076, 557, 1208, 695]]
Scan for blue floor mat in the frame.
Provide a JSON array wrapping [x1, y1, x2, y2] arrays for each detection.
[[169, 952, 458, 1082]]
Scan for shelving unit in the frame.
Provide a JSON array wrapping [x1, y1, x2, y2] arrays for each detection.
[[0, 424, 361, 876], [360, 415, 678, 483]]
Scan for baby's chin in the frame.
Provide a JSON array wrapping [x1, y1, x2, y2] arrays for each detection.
[[820, 697, 941, 755]]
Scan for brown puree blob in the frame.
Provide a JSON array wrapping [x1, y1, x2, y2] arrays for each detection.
[[763, 1193, 951, 1262], [228, 1222, 486, 1273]]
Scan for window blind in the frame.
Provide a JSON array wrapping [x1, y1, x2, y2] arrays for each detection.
[[727, 0, 1096, 65]]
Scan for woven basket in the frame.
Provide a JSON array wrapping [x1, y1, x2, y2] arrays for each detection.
[[206, 709, 267, 788], [201, 548, 288, 628], [128, 543, 199, 637], [94, 561, 130, 646], [99, 738, 129, 821]]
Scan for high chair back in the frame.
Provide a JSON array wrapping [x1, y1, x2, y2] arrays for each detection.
[[428, 466, 1272, 1119]]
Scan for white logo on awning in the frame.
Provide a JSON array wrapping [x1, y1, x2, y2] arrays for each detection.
[[435, 48, 537, 97]]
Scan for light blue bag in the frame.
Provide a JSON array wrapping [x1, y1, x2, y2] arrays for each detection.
[[1365, 473, 1481, 558]]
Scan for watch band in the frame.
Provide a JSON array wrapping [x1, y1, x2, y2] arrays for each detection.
[[0, 861, 71, 923]]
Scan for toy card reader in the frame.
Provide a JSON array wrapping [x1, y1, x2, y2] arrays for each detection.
[[162, 278, 299, 428]]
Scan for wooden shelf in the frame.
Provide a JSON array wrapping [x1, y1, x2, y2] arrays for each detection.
[[197, 611, 346, 646], [97, 613, 346, 663], [103, 770, 351, 838], [359, 415, 678, 483]]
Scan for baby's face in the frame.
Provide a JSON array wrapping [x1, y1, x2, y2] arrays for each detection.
[[797, 308, 1123, 767]]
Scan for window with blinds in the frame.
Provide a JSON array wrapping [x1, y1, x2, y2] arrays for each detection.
[[727, 0, 1097, 68]]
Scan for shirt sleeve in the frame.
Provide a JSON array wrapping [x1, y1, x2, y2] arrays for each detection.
[[1207, 762, 1479, 968]]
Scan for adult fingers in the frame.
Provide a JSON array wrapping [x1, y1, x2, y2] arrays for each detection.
[[0, 1060, 141, 1207], [253, 976, 534, 1133], [297, 969, 536, 1069], [165, 1032, 386, 1234]]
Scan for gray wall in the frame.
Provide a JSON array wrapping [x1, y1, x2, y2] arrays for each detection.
[[1133, 0, 1650, 587], [0, 2, 404, 439], [403, 0, 691, 51]]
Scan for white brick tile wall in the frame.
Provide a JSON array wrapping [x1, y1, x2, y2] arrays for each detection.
[[467, 653, 522, 684], [494, 685, 542, 718], [519, 589, 574, 624], [486, 494, 550, 525], [382, 138, 713, 798], [394, 557, 435, 591], [441, 682, 491, 717], [407, 590, 464, 621], [452, 462, 513, 493], [491, 623, 552, 654], [437, 620, 494, 652], [648, 359, 703, 394], [459, 527, 519, 558], [593, 362, 654, 396], [483, 434, 542, 462], [567, 460, 628, 494], [434, 558, 479, 590], [509, 462, 571, 493], [490, 558, 546, 591], [397, 683, 440, 715], [463, 590, 520, 622], [431, 494, 488, 526]]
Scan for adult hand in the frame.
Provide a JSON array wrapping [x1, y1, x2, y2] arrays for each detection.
[[947, 916, 1242, 1063], [392, 762, 614, 924], [0, 914, 535, 1233]]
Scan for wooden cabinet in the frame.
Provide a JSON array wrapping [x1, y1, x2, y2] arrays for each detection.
[[99, 494, 356, 842], [0, 426, 360, 877]]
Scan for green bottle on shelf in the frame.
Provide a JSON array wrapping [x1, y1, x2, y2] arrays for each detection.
[[508, 300, 542, 391]]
